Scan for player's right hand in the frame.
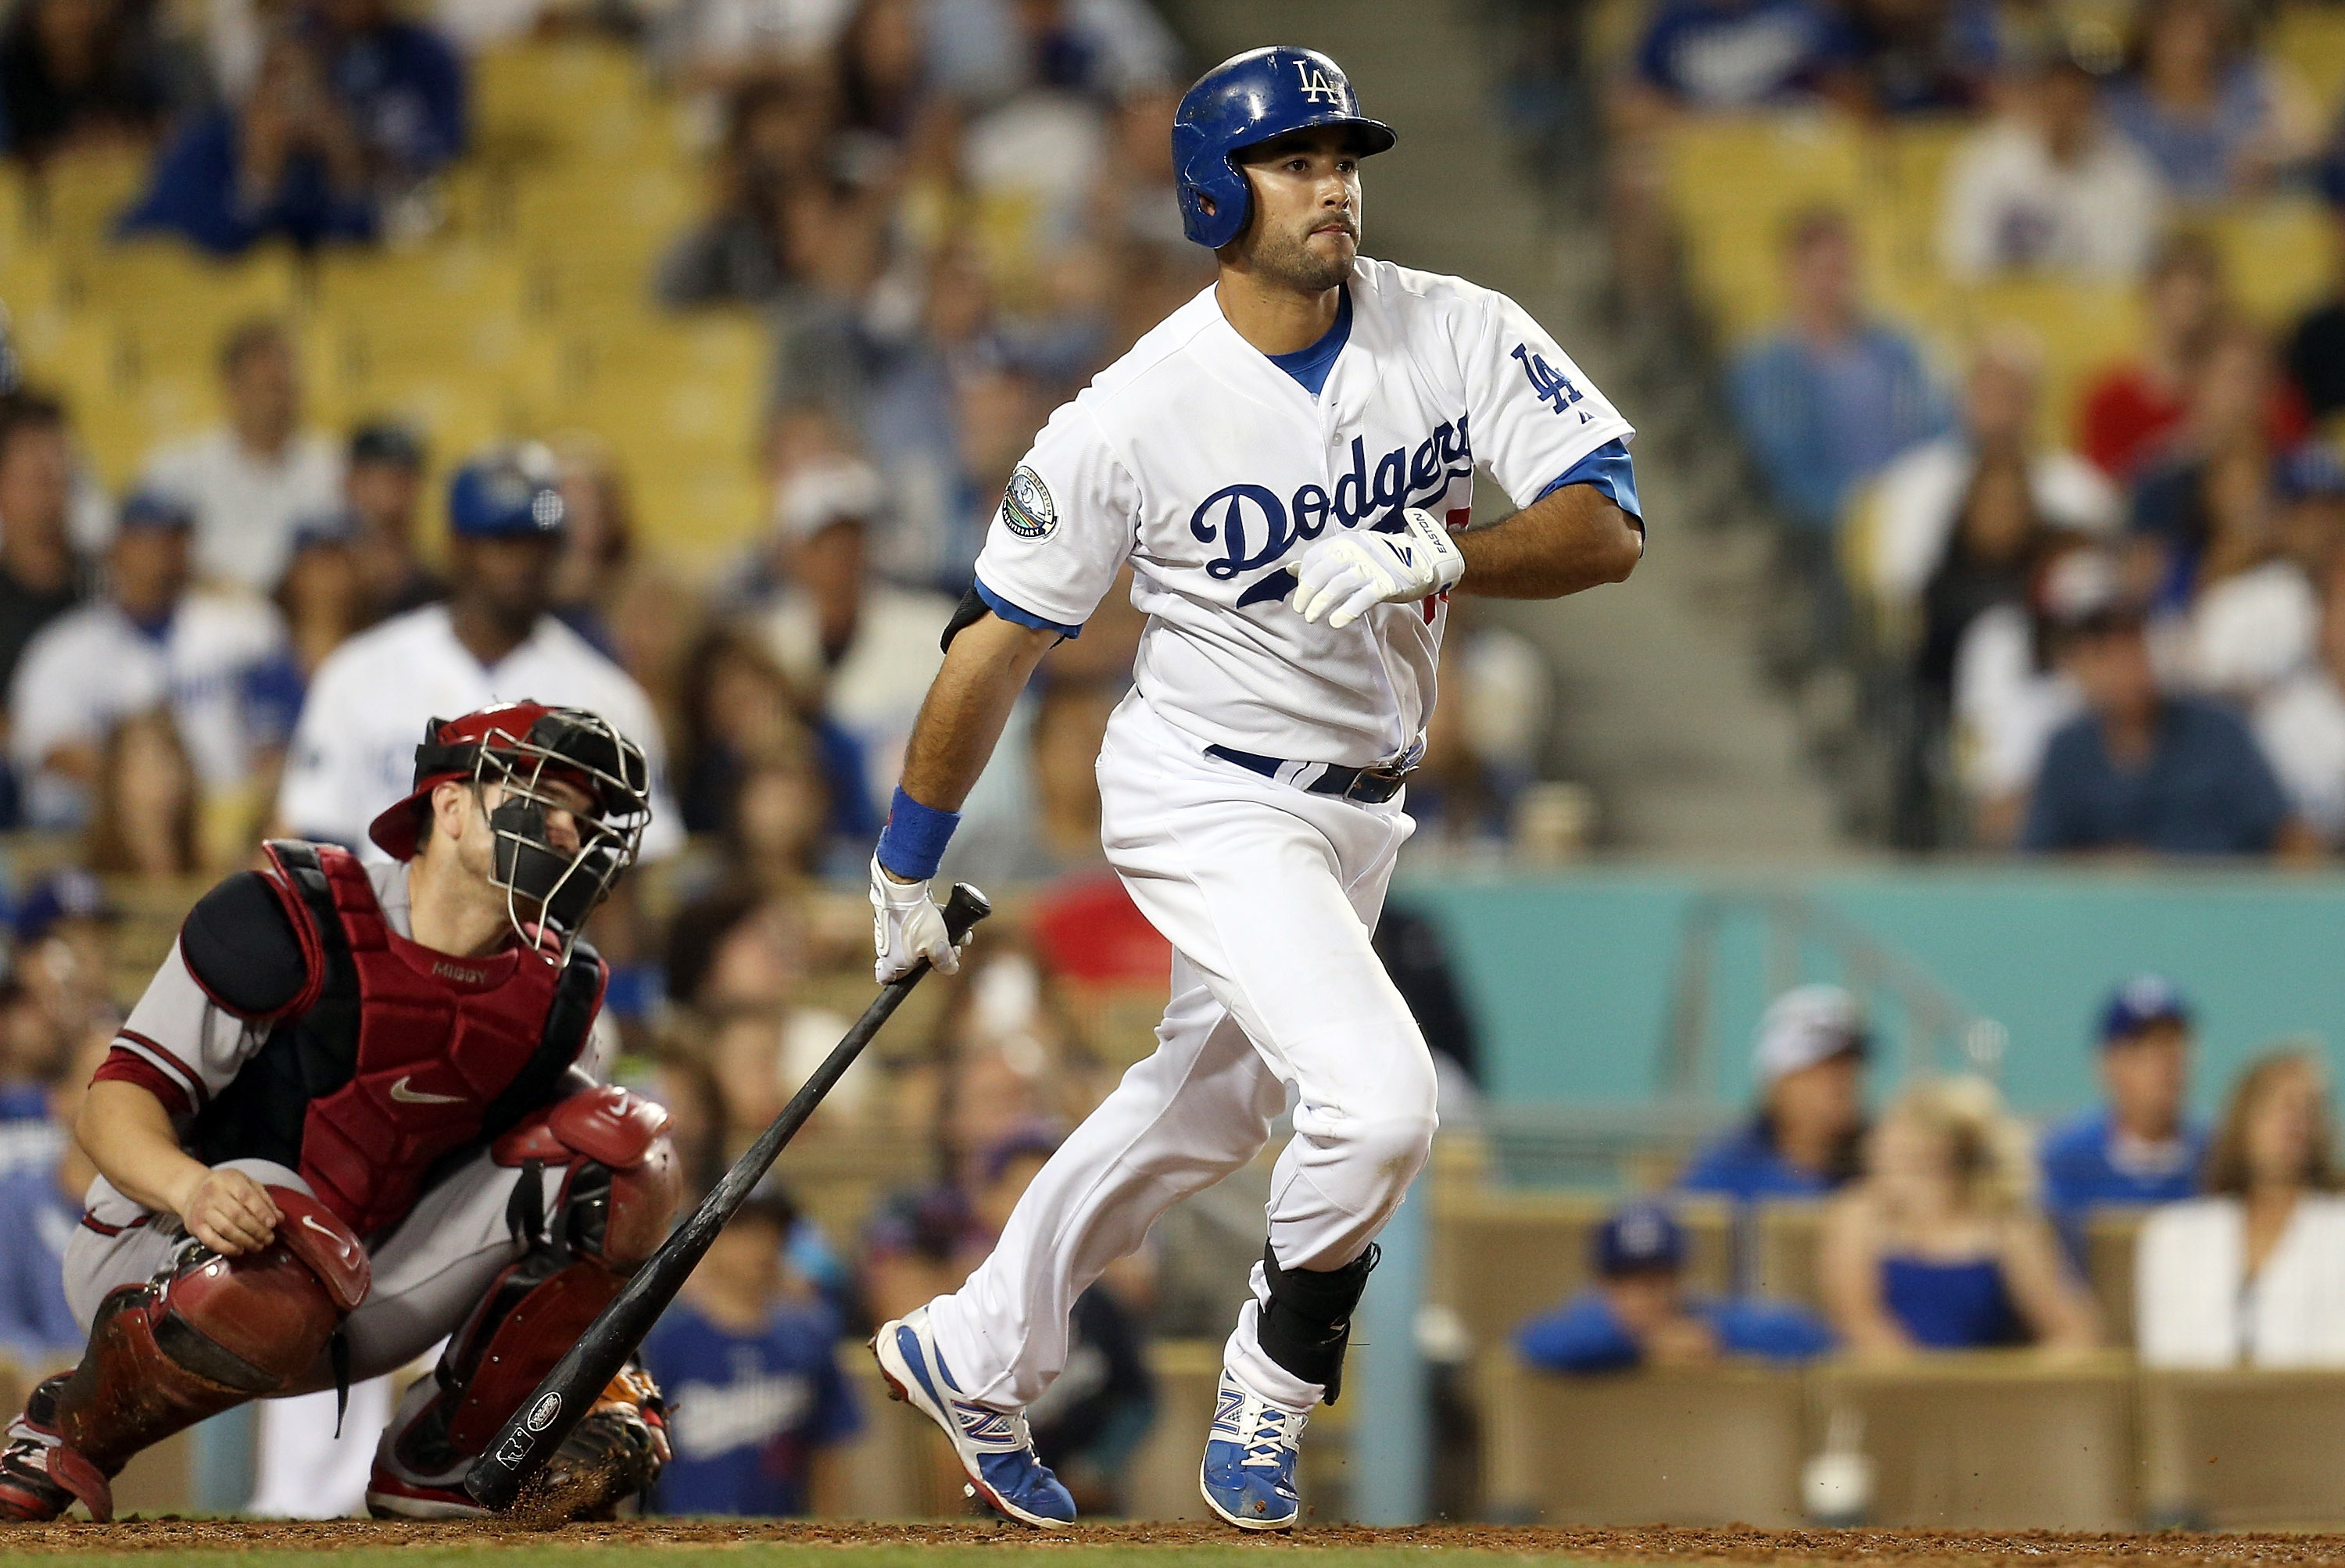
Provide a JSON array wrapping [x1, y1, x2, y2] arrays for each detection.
[[869, 855, 965, 983], [178, 1168, 282, 1256]]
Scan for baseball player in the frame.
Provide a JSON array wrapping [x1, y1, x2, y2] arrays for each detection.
[[867, 46, 1642, 1530], [276, 443, 681, 863], [0, 702, 679, 1523]]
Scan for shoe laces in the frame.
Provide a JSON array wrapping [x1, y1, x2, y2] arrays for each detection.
[[1235, 1392, 1305, 1470]]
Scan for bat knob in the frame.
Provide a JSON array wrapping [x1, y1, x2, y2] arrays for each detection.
[[941, 882, 992, 945]]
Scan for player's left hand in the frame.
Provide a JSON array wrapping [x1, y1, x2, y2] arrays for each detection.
[[1291, 507, 1465, 628]]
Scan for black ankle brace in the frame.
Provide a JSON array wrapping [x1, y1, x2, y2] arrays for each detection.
[[1255, 1242, 1379, 1404]]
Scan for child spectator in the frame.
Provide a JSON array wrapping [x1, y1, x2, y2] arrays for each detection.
[[1821, 1077, 2100, 1353], [1939, 40, 2162, 282], [2137, 1047, 2345, 1366], [1516, 1201, 1835, 1373], [642, 1187, 860, 1516], [83, 709, 202, 879], [1681, 984, 1868, 1203], [2039, 976, 2207, 1265]]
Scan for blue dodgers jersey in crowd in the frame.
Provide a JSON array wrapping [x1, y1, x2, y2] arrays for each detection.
[[1678, 1119, 1844, 1202], [641, 1299, 861, 1516], [2039, 1105, 2206, 1261], [2021, 696, 2291, 854], [0, 1165, 86, 1362], [1516, 1291, 1836, 1373]]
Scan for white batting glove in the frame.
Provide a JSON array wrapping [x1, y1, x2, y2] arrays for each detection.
[[1291, 507, 1466, 629], [870, 856, 964, 983]]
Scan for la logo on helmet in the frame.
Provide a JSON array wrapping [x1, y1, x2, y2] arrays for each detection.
[[1294, 62, 1341, 103]]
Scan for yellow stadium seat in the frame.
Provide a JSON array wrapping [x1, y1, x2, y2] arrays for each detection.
[[1663, 113, 1866, 339], [473, 40, 650, 162], [2273, 7, 2345, 113], [630, 469, 769, 566], [26, 145, 152, 254], [2209, 199, 2336, 328], [69, 242, 302, 354]]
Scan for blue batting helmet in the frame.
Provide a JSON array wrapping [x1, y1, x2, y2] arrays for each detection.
[[1172, 46, 1395, 250], [448, 444, 566, 541]]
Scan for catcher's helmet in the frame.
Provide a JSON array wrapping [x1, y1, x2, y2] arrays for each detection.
[[1172, 45, 1395, 251], [370, 701, 652, 963]]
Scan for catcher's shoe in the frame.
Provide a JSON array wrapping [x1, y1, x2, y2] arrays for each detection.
[[872, 1306, 1074, 1529], [367, 1365, 668, 1521], [1198, 1366, 1306, 1531], [0, 1377, 113, 1524]]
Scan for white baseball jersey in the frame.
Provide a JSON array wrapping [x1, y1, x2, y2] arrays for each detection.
[[972, 256, 1634, 768], [9, 589, 288, 825], [276, 603, 682, 861]]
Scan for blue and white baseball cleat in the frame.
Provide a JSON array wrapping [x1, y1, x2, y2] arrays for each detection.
[[1199, 1366, 1309, 1530], [872, 1306, 1076, 1529]]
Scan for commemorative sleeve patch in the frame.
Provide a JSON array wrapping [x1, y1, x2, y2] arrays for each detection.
[[1001, 465, 1058, 539]]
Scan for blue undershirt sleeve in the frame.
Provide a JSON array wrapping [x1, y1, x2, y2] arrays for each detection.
[[972, 574, 1083, 639], [1534, 437, 1641, 519]]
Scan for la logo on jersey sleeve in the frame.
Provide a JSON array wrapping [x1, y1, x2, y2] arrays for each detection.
[[1001, 466, 1058, 539]]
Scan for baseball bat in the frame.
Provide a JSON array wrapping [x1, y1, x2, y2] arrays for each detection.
[[462, 882, 993, 1513]]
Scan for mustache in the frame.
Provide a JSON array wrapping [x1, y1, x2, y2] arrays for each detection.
[[1306, 214, 1359, 238]]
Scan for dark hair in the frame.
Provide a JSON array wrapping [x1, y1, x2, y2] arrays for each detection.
[[1781, 205, 1850, 256], [664, 886, 766, 1014], [85, 710, 200, 876], [0, 390, 66, 464]]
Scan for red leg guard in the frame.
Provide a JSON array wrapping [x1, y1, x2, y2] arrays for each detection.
[[4, 1188, 366, 1520]]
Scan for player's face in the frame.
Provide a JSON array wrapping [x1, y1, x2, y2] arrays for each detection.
[[453, 535, 560, 629], [1231, 127, 1362, 294]]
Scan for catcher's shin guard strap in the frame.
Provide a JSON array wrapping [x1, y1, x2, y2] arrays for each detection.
[[1256, 1241, 1379, 1405]]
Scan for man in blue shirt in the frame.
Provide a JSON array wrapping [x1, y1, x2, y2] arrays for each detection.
[[641, 1190, 860, 1516], [1516, 1201, 1835, 1373], [0, 1033, 104, 1370], [1729, 210, 1951, 660], [2019, 557, 2311, 857], [1681, 983, 1869, 1202], [2039, 975, 2207, 1266]]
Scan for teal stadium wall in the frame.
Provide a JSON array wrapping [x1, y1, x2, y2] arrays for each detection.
[[1397, 868, 2345, 1119]]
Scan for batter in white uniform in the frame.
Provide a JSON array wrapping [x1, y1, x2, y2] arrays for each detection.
[[866, 45, 1643, 1531]]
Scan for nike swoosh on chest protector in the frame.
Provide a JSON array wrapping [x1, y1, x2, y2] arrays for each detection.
[[388, 1075, 467, 1105]]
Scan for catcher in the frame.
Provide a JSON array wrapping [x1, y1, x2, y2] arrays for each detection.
[[0, 701, 679, 1523]]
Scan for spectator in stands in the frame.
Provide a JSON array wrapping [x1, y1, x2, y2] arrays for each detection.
[[1949, 542, 2089, 845], [2256, 518, 2345, 845], [664, 885, 807, 1020], [83, 709, 201, 879], [2077, 233, 2227, 483], [2137, 1046, 2345, 1366], [136, 319, 345, 593], [1833, 0, 1999, 116], [2039, 976, 2206, 1266], [2018, 549, 2309, 857], [1618, 0, 1848, 114], [307, 0, 467, 192], [2284, 181, 2345, 425], [273, 442, 682, 861], [1821, 1076, 2100, 1353], [241, 514, 367, 778], [116, 32, 378, 255], [757, 454, 952, 821], [341, 421, 440, 621], [1864, 329, 2117, 655], [0, 1030, 107, 1370], [9, 492, 286, 829], [836, 0, 933, 156], [1516, 1200, 1835, 1373], [1682, 984, 1869, 1202], [641, 1186, 858, 1516], [1731, 209, 1950, 661], [1938, 38, 2162, 282], [0, 0, 173, 164], [549, 434, 635, 656], [0, 395, 86, 708], [2161, 439, 2319, 707], [13, 871, 121, 1051], [655, 75, 832, 310], [925, 0, 1178, 105], [2102, 0, 2318, 203]]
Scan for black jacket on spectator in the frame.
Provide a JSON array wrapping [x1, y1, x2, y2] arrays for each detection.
[[0, 0, 171, 163], [2286, 301, 2345, 424]]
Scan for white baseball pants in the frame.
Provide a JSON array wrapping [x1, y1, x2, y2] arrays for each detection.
[[926, 694, 1438, 1415]]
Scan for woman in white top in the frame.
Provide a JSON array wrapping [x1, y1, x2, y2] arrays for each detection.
[[2136, 1047, 2345, 1366]]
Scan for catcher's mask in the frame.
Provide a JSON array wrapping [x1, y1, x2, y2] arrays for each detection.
[[368, 701, 651, 965]]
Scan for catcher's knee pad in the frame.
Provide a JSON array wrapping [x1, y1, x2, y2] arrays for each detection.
[[1256, 1241, 1379, 1405], [492, 1083, 680, 1269], [38, 1187, 367, 1509]]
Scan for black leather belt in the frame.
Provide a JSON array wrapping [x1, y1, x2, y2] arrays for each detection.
[[1205, 743, 1413, 804]]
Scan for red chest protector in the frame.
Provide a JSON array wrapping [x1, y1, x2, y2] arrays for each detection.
[[188, 843, 606, 1238]]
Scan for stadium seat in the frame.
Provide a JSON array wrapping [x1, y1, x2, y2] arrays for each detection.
[[1750, 1197, 1828, 1309], [2140, 1369, 2345, 1528], [2083, 1208, 2146, 1349]]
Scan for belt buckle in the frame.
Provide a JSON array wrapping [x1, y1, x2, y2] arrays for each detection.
[[1345, 764, 1409, 804]]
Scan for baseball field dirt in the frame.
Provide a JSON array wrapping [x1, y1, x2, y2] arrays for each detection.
[[7, 1520, 2345, 1568]]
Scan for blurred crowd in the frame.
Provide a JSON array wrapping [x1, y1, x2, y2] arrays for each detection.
[[1523, 976, 2345, 1376], [1584, 0, 2345, 854]]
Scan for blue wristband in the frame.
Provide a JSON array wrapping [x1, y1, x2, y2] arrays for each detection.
[[876, 787, 961, 881]]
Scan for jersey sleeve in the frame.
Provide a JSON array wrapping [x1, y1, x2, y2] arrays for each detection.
[[968, 399, 1140, 636], [1455, 285, 1637, 512], [97, 939, 274, 1122]]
